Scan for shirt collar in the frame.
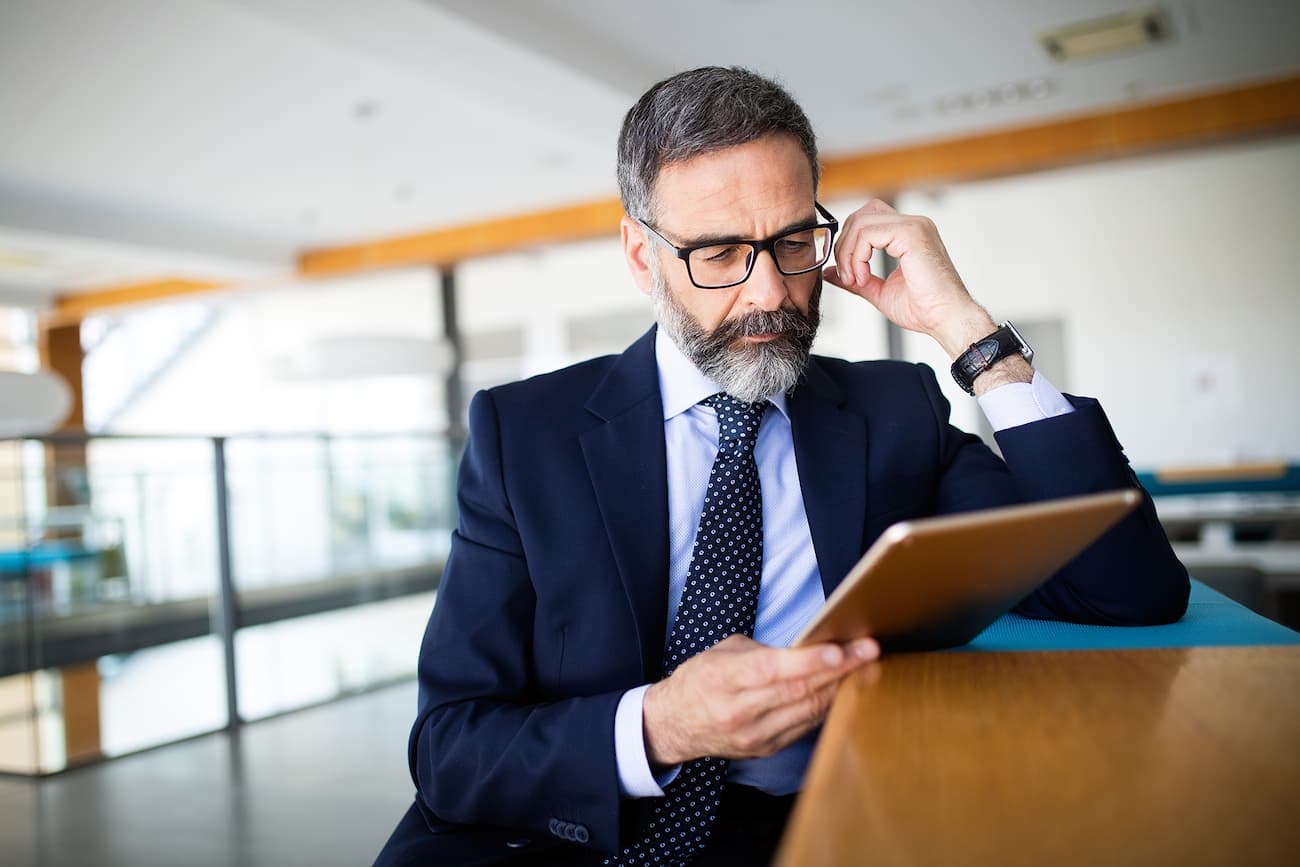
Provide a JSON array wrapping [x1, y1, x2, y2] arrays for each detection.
[[654, 326, 790, 422]]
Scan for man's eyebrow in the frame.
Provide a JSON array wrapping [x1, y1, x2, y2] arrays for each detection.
[[674, 214, 819, 248]]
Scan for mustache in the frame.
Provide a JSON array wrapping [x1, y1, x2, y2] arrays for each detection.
[[710, 305, 819, 343]]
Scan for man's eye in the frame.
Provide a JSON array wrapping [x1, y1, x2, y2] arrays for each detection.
[[776, 238, 811, 253], [699, 245, 742, 264]]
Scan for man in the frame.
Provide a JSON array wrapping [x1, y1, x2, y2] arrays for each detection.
[[375, 67, 1187, 866]]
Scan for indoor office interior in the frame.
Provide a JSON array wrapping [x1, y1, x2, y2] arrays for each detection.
[[1, 2, 1299, 866]]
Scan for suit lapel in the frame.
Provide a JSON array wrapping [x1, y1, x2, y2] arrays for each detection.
[[789, 358, 869, 597], [579, 328, 670, 682]]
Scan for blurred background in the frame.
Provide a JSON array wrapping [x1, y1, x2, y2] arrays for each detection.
[[1, 1, 1298, 864]]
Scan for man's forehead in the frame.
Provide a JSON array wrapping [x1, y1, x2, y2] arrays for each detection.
[[652, 135, 817, 235]]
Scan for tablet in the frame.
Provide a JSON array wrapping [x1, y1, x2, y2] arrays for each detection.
[[792, 489, 1141, 652]]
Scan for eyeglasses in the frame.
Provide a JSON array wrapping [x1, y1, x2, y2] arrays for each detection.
[[638, 202, 839, 290]]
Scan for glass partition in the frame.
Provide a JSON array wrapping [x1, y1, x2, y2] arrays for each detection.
[[0, 431, 456, 774]]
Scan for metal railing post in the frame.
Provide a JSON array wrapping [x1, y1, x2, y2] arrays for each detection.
[[212, 437, 240, 731]]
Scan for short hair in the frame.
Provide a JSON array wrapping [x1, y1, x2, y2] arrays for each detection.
[[616, 66, 820, 222]]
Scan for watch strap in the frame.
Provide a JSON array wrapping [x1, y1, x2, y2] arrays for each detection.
[[950, 322, 1033, 396]]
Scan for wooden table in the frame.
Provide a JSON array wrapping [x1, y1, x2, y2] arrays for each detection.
[[775, 646, 1300, 866]]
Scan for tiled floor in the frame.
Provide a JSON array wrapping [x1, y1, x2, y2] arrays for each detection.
[[0, 681, 418, 867]]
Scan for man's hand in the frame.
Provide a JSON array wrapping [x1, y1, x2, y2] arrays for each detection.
[[822, 199, 1031, 392], [641, 635, 880, 767], [824, 200, 995, 357]]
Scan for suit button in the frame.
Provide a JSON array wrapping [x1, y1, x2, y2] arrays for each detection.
[[573, 825, 590, 844], [506, 838, 531, 849]]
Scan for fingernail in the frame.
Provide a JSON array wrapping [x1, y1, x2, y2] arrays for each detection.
[[821, 646, 843, 666], [854, 640, 878, 660]]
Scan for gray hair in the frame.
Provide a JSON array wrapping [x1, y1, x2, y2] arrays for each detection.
[[616, 66, 820, 222]]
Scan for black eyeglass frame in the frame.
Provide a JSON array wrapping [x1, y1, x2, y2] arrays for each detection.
[[638, 202, 839, 290]]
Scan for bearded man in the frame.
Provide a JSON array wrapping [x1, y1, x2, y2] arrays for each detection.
[[375, 67, 1187, 867]]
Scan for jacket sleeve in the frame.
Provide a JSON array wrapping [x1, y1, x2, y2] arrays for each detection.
[[917, 364, 1189, 626], [407, 389, 624, 852]]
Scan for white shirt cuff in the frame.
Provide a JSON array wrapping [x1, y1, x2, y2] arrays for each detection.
[[976, 371, 1075, 432], [614, 685, 680, 798]]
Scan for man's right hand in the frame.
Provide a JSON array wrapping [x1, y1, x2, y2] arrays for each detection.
[[641, 634, 880, 767]]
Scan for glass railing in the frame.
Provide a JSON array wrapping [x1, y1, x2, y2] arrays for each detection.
[[0, 432, 459, 774]]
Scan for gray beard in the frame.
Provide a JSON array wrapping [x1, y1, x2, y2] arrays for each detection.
[[650, 262, 821, 404]]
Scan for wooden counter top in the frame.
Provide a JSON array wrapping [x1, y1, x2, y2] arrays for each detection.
[[775, 646, 1300, 867]]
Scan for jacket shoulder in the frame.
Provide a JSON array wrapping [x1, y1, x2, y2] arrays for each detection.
[[481, 354, 617, 407], [809, 355, 941, 394]]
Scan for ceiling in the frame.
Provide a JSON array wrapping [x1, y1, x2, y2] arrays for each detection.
[[0, 0, 1297, 308]]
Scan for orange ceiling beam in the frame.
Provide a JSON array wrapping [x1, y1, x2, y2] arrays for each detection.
[[819, 74, 1300, 197], [297, 197, 627, 278], [49, 278, 223, 325]]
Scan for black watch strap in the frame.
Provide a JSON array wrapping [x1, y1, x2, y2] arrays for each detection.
[[950, 322, 1034, 396]]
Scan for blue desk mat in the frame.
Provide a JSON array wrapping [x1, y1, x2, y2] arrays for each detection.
[[964, 580, 1300, 652]]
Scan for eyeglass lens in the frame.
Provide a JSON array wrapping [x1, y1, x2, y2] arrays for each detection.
[[687, 226, 833, 288]]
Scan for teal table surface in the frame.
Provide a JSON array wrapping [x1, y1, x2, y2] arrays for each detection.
[[968, 579, 1299, 652]]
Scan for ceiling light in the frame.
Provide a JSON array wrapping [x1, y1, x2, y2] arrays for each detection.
[[0, 249, 48, 270], [1026, 78, 1054, 100], [934, 78, 1057, 115], [1041, 7, 1172, 62]]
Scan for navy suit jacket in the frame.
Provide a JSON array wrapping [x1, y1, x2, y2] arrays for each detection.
[[383, 326, 1187, 864]]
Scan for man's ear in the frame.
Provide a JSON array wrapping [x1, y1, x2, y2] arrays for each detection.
[[620, 216, 654, 297]]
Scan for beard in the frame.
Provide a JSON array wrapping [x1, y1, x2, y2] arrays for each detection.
[[650, 260, 821, 404]]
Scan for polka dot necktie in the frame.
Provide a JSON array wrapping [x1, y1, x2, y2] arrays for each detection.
[[608, 393, 768, 866]]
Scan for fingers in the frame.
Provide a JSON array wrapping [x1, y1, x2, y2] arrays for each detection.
[[732, 647, 870, 721], [728, 638, 878, 689], [648, 636, 880, 763], [832, 203, 939, 284], [732, 662, 883, 758]]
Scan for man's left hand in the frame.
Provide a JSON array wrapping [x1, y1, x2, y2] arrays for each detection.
[[822, 199, 998, 360]]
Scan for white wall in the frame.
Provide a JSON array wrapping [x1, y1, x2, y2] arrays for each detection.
[[893, 135, 1300, 468], [106, 267, 446, 435]]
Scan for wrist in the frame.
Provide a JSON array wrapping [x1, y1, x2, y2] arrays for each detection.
[[971, 356, 1034, 396], [950, 320, 1035, 396], [642, 681, 689, 768], [932, 307, 997, 360]]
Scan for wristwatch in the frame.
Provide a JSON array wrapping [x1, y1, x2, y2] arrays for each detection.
[[950, 321, 1034, 396]]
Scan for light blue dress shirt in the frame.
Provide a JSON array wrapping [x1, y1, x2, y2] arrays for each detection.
[[614, 328, 1074, 799]]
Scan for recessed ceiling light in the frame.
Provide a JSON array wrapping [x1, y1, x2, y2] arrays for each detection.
[[1026, 78, 1054, 100], [934, 78, 1057, 115], [936, 94, 963, 114]]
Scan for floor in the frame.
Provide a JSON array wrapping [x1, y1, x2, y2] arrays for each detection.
[[0, 681, 418, 867]]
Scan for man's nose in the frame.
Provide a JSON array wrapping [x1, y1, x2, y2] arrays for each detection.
[[738, 250, 790, 311]]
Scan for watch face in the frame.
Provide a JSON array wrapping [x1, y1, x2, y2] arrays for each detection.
[[1004, 322, 1034, 363]]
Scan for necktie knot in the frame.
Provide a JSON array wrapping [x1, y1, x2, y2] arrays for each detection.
[[703, 393, 767, 453]]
